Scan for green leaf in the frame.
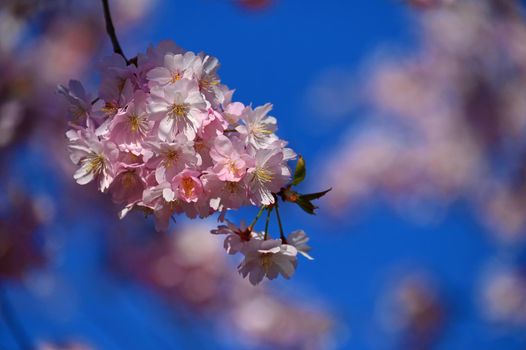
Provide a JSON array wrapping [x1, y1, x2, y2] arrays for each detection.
[[301, 188, 332, 201], [291, 155, 306, 186], [296, 197, 318, 215]]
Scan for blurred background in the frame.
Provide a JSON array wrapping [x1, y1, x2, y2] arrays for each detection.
[[2, 0, 526, 349]]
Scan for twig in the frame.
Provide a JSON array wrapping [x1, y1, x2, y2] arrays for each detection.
[[264, 206, 273, 240], [248, 206, 266, 231], [273, 196, 287, 243], [0, 287, 32, 350], [101, 0, 128, 64]]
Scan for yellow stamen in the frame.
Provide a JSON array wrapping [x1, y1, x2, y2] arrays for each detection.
[[71, 106, 85, 121], [129, 114, 141, 132], [199, 78, 220, 90], [87, 154, 104, 174], [171, 71, 182, 83], [164, 150, 179, 168], [260, 253, 273, 273], [169, 103, 189, 118], [254, 167, 273, 183], [228, 161, 239, 174], [253, 125, 274, 135], [102, 102, 118, 116]]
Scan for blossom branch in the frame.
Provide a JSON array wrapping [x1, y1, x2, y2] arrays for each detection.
[[62, 40, 329, 285], [101, 0, 128, 64], [0, 287, 32, 350]]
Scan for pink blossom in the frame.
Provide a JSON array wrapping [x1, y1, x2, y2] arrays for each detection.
[[171, 169, 203, 203], [148, 79, 206, 141], [238, 239, 298, 285], [202, 173, 249, 211], [98, 55, 136, 114], [246, 147, 291, 205], [210, 135, 252, 182], [147, 51, 200, 86], [211, 220, 255, 254], [57, 80, 99, 126], [108, 91, 152, 148], [110, 168, 146, 206], [287, 230, 314, 260], [223, 101, 245, 125], [66, 128, 119, 191], [236, 103, 278, 149], [198, 108, 228, 139], [145, 133, 200, 179], [195, 54, 221, 103]]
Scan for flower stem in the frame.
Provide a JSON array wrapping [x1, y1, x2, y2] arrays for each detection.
[[0, 287, 32, 350], [248, 206, 266, 231], [101, 0, 128, 64], [264, 206, 273, 240], [274, 196, 287, 243]]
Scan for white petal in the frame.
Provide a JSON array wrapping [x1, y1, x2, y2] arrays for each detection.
[[158, 117, 174, 141]]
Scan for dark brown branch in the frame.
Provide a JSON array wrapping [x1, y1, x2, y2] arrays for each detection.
[[101, 0, 128, 64]]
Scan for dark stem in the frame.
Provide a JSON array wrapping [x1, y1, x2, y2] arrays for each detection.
[[0, 287, 32, 350], [273, 196, 287, 243], [264, 206, 273, 240], [101, 0, 128, 64], [248, 206, 266, 231]]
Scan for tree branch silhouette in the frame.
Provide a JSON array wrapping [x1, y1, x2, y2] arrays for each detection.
[[101, 0, 128, 64]]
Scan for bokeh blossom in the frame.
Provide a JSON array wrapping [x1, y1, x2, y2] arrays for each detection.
[[321, 0, 526, 242]]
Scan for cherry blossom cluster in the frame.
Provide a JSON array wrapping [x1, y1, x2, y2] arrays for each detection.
[[211, 219, 313, 285], [62, 41, 326, 285]]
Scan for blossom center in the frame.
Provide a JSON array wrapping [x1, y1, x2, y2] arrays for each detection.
[[129, 114, 141, 132], [254, 167, 273, 183], [252, 124, 273, 136], [169, 103, 189, 118], [164, 150, 179, 167], [102, 102, 118, 116], [87, 154, 104, 174], [260, 253, 273, 273], [121, 172, 137, 189], [71, 105, 86, 121], [225, 181, 238, 194], [199, 78, 219, 91], [182, 177, 195, 198], [171, 71, 182, 83], [228, 160, 243, 175]]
